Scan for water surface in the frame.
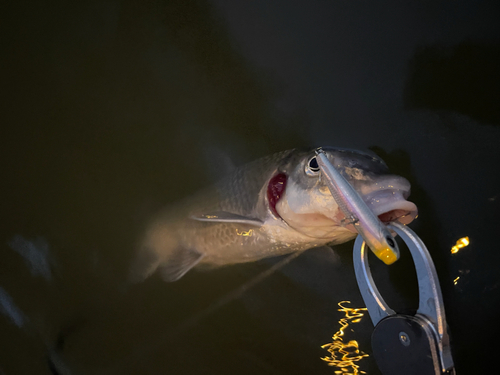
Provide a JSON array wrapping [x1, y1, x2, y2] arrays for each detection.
[[1, 1, 499, 374]]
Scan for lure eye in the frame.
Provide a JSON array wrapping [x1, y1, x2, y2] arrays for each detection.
[[386, 236, 395, 248], [306, 157, 321, 175]]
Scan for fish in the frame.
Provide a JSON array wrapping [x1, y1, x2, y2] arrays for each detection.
[[131, 147, 418, 282], [315, 148, 400, 264]]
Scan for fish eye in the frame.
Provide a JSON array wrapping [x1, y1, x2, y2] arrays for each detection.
[[309, 157, 319, 170], [305, 157, 320, 176], [309, 157, 319, 172]]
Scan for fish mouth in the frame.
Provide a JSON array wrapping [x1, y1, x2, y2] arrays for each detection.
[[377, 207, 417, 225], [275, 171, 417, 238], [332, 190, 418, 234], [366, 190, 418, 225]]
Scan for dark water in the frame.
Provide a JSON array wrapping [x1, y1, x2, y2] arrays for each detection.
[[1, 1, 499, 374]]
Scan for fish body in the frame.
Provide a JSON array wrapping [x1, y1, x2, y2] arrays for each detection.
[[133, 147, 417, 281]]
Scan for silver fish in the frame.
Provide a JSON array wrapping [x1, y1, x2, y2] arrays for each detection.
[[132, 147, 418, 282]]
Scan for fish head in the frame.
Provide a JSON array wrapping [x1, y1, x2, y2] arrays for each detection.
[[272, 147, 418, 240]]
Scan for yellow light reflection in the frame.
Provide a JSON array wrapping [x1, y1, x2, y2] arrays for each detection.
[[451, 237, 470, 254], [321, 301, 369, 374], [236, 229, 253, 237], [453, 276, 460, 285]]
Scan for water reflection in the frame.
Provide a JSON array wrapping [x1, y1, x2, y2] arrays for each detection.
[[0, 287, 26, 328], [450, 236, 470, 254], [8, 235, 53, 281], [321, 301, 369, 375]]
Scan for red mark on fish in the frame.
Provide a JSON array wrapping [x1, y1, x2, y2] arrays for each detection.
[[267, 173, 287, 218]]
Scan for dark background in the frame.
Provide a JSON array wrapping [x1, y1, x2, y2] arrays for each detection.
[[1, 1, 499, 374]]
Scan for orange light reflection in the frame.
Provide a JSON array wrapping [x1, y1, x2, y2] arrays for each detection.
[[321, 301, 369, 374], [451, 237, 470, 254], [236, 229, 253, 237]]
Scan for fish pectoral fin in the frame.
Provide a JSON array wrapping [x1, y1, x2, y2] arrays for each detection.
[[159, 247, 204, 282], [190, 211, 264, 226]]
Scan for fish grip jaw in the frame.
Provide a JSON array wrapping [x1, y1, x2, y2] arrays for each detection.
[[353, 222, 454, 374]]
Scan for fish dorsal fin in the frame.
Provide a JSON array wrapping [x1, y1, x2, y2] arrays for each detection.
[[159, 247, 205, 282], [190, 212, 263, 226]]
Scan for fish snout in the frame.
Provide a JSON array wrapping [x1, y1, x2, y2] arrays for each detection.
[[359, 175, 418, 226], [360, 175, 411, 194]]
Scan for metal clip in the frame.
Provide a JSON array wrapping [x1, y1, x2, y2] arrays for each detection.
[[353, 222, 454, 373]]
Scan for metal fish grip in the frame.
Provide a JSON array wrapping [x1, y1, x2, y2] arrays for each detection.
[[353, 222, 455, 375]]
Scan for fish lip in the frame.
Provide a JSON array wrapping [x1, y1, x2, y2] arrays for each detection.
[[324, 190, 418, 232], [366, 191, 418, 225], [357, 175, 411, 196], [376, 202, 418, 224]]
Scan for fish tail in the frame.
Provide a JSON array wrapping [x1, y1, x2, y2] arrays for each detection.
[[128, 246, 163, 283], [129, 244, 204, 283]]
